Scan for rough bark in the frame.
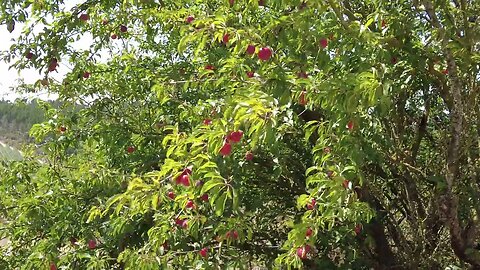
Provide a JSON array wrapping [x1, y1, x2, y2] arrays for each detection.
[[421, 0, 480, 266]]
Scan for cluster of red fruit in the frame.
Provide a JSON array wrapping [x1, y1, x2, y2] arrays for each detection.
[[296, 245, 311, 260], [110, 24, 127, 39], [175, 217, 188, 229], [219, 130, 243, 157], [203, 115, 254, 161], [306, 198, 316, 210], [185, 14, 273, 72], [79, 12, 127, 40], [226, 230, 239, 240], [175, 167, 192, 186], [200, 44, 272, 76]]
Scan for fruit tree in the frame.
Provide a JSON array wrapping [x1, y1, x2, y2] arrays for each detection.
[[1, 0, 480, 269]]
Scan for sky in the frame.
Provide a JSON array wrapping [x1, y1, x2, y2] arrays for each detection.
[[0, 0, 84, 101], [0, 26, 43, 101]]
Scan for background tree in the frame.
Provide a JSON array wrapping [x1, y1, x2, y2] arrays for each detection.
[[0, 99, 46, 147], [0, 0, 479, 269]]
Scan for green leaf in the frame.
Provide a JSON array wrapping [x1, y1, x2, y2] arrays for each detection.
[[201, 178, 224, 194], [7, 21, 15, 33], [232, 187, 239, 213], [215, 191, 228, 216]]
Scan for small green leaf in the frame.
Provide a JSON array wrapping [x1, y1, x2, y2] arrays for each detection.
[[232, 187, 239, 213], [215, 192, 227, 216], [7, 21, 15, 33], [201, 178, 224, 194]]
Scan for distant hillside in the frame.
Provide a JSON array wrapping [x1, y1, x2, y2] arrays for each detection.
[[0, 99, 46, 148], [0, 141, 22, 161]]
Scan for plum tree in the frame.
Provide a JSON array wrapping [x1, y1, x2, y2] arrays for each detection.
[[0, 0, 480, 269]]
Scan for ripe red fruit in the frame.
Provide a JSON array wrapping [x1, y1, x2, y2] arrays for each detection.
[[355, 224, 362, 235], [111, 34, 118, 39], [391, 56, 398, 64], [381, 19, 387, 28], [205, 65, 215, 71], [222, 33, 230, 44], [185, 199, 195, 209], [200, 193, 209, 202], [127, 146, 135, 153], [88, 239, 96, 250], [219, 142, 232, 156], [175, 218, 188, 228], [343, 179, 351, 189], [296, 245, 311, 260], [442, 69, 448, 75], [26, 52, 34, 59], [297, 72, 308, 79], [246, 71, 254, 78], [203, 118, 212, 125], [227, 130, 243, 143], [120, 25, 128, 33], [227, 230, 238, 239], [347, 120, 354, 130], [199, 247, 208, 258], [175, 168, 192, 186], [79, 13, 90, 21], [48, 58, 58, 72], [320, 38, 328, 48], [186, 16, 194, 24], [306, 198, 316, 210], [59, 126, 67, 133], [306, 227, 313, 237], [179, 174, 190, 186], [245, 151, 254, 161], [258, 47, 272, 61], [246, 44, 256, 55], [229, 0, 234, 6], [167, 191, 175, 200], [83, 71, 90, 79], [102, 19, 109, 25], [299, 90, 307, 106], [50, 262, 57, 270]]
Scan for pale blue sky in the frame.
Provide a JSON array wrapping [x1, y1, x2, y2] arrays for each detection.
[[0, 0, 84, 101]]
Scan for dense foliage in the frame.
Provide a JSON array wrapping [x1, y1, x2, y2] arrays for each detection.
[[1, 0, 480, 269]]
